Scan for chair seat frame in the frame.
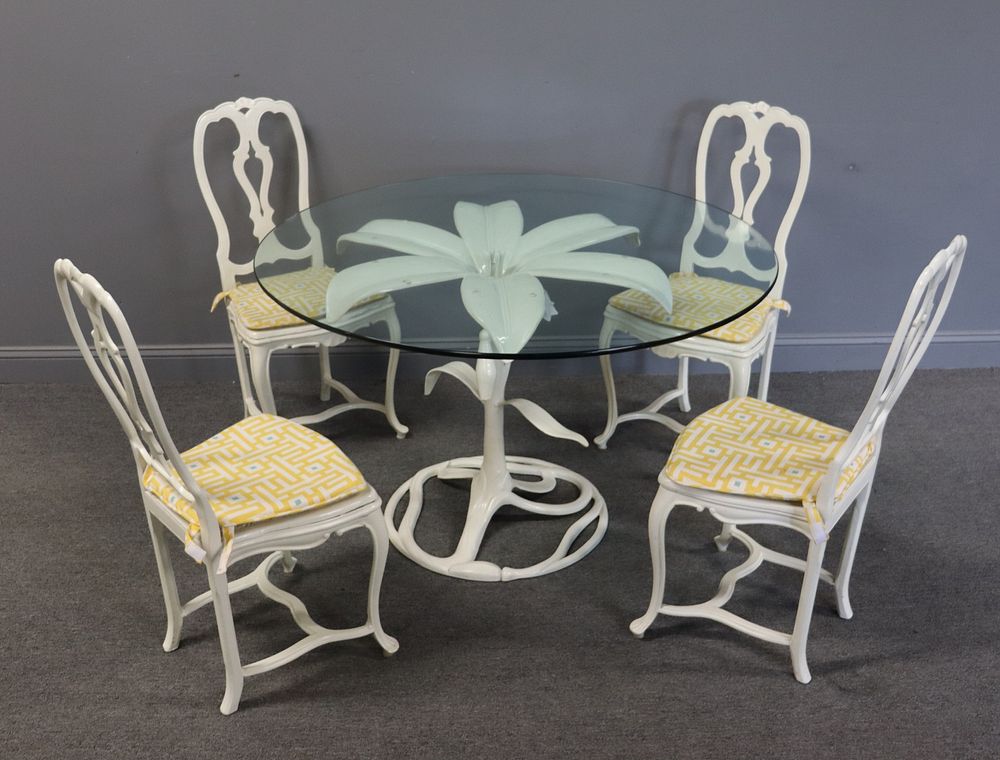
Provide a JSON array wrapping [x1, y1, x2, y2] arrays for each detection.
[[226, 291, 406, 431], [596, 305, 778, 443], [630, 452, 879, 683], [144, 485, 398, 709]]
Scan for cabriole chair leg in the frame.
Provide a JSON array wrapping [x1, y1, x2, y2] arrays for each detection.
[[727, 359, 752, 399], [835, 482, 873, 620], [629, 488, 678, 637], [146, 513, 183, 652], [790, 539, 828, 684], [206, 566, 245, 715], [713, 522, 735, 552], [363, 511, 400, 656], [228, 322, 257, 418], [595, 321, 620, 450], [382, 311, 408, 438], [757, 327, 778, 402], [249, 345, 277, 415], [596, 352, 620, 450], [383, 347, 407, 439], [676, 356, 691, 412], [319, 344, 333, 402]]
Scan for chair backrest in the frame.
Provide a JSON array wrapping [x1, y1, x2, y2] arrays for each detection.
[[815, 235, 967, 514], [680, 101, 811, 298], [193, 97, 321, 290], [53, 259, 223, 555]]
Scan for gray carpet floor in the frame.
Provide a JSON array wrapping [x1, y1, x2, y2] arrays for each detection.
[[2, 367, 998, 759]]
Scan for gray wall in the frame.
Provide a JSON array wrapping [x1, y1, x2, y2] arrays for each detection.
[[2, 0, 997, 381]]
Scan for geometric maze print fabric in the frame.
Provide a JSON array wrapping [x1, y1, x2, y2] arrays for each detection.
[[141, 414, 367, 557], [609, 272, 786, 343], [225, 266, 338, 330], [664, 396, 875, 503]]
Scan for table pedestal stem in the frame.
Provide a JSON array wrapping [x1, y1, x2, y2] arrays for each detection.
[[385, 357, 607, 581]]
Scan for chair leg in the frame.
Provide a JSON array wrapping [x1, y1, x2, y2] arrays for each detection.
[[713, 522, 735, 552], [383, 348, 408, 438], [727, 359, 752, 399], [206, 566, 245, 715], [383, 310, 408, 439], [790, 538, 828, 684], [594, 321, 620, 449], [146, 513, 183, 652], [630, 488, 678, 637], [248, 345, 277, 415], [363, 511, 400, 656], [318, 345, 333, 402], [756, 326, 778, 402], [228, 321, 257, 418], [835, 482, 872, 620], [676, 356, 691, 412]]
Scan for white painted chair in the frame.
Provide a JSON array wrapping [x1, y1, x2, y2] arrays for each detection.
[[629, 235, 966, 683], [596, 101, 811, 446], [54, 259, 399, 714], [194, 96, 407, 436]]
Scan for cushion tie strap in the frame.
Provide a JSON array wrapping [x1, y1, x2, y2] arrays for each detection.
[[766, 298, 791, 315], [216, 535, 236, 573], [210, 287, 239, 312], [802, 493, 828, 543], [181, 523, 236, 572]]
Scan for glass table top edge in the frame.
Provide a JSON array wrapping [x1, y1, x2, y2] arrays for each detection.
[[253, 173, 780, 360]]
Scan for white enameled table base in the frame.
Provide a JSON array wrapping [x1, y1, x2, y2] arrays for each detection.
[[385, 455, 607, 581], [385, 355, 607, 581], [254, 176, 788, 583]]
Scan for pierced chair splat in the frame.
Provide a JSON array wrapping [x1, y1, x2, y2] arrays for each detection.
[[54, 259, 399, 714], [194, 96, 407, 436], [629, 235, 966, 683], [596, 100, 811, 447]]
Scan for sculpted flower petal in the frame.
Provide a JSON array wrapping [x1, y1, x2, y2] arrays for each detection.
[[509, 214, 640, 270], [325, 255, 464, 323], [453, 201, 524, 273], [337, 219, 468, 263], [329, 200, 672, 350], [522, 250, 672, 314], [460, 273, 546, 354]]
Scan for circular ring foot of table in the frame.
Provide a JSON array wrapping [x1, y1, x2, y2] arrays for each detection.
[[385, 455, 607, 582]]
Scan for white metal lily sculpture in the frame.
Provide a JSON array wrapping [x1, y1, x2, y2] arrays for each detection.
[[329, 200, 673, 354], [326, 200, 675, 580]]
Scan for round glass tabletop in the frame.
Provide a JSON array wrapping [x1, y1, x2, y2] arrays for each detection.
[[253, 174, 777, 359]]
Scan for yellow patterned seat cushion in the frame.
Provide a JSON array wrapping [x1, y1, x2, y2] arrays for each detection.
[[141, 414, 368, 557], [221, 267, 384, 331], [609, 273, 782, 343], [664, 396, 875, 503], [225, 266, 336, 330]]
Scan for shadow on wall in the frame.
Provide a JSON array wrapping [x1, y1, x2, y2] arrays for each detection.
[[660, 99, 716, 194]]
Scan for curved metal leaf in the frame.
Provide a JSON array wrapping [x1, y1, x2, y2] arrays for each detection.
[[424, 361, 482, 399], [504, 398, 588, 447], [460, 273, 546, 354]]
